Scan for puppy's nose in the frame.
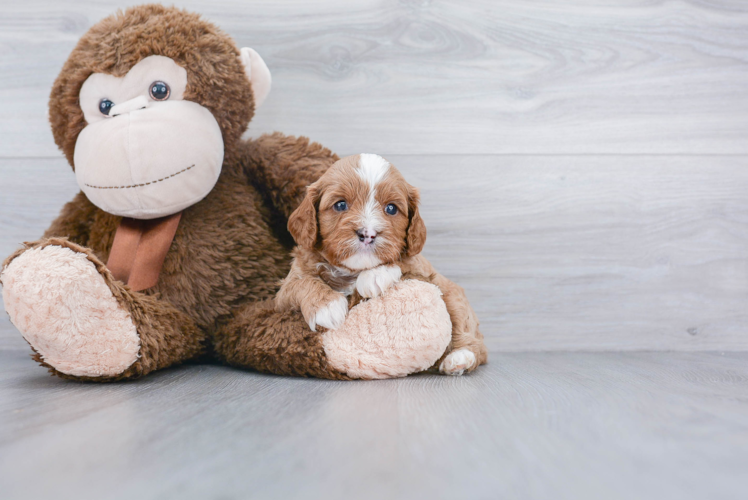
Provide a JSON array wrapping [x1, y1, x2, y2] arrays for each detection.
[[357, 228, 377, 244]]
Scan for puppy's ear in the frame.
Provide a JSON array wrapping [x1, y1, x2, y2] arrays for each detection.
[[288, 184, 319, 249], [405, 184, 427, 257]]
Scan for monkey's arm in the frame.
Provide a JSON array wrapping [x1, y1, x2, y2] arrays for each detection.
[[241, 133, 339, 218]]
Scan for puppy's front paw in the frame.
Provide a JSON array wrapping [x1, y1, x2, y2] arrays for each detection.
[[308, 295, 348, 332], [439, 348, 476, 376], [356, 265, 402, 299]]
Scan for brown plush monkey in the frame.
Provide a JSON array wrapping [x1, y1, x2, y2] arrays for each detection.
[[0, 4, 456, 381]]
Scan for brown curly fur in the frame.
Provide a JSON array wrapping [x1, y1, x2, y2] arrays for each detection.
[[8, 4, 350, 381]]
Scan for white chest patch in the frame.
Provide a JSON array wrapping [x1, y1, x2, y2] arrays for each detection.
[[341, 252, 383, 271]]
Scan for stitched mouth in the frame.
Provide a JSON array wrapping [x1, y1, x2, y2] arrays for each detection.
[[84, 165, 195, 190]]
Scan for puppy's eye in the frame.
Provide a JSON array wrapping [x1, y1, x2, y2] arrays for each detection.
[[99, 99, 115, 116], [149, 81, 170, 101], [333, 200, 348, 212], [385, 203, 398, 215]]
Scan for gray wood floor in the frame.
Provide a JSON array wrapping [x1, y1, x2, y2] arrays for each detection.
[[1, 1, 748, 499], [1, 350, 747, 500]]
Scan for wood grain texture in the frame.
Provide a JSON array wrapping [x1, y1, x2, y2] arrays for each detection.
[[1, 0, 748, 156], [404, 154, 748, 351], [2, 155, 747, 351], [0, 350, 747, 500]]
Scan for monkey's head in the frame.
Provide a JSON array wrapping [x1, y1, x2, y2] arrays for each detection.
[[49, 4, 271, 219]]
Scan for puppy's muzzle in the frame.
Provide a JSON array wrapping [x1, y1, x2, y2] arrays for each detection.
[[357, 228, 377, 245]]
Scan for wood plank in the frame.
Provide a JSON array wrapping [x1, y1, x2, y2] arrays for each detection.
[[1, 0, 748, 157], [1, 351, 747, 499], [0, 159, 79, 350], [1, 155, 747, 351], [403, 154, 748, 351]]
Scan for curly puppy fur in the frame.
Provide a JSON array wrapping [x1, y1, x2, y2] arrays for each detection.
[[5, 4, 348, 380], [276, 155, 487, 372]]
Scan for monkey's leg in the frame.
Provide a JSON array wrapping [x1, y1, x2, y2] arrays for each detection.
[[214, 280, 452, 380], [1, 238, 204, 381], [213, 299, 350, 380]]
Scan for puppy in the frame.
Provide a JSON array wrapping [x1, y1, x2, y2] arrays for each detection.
[[276, 153, 487, 375]]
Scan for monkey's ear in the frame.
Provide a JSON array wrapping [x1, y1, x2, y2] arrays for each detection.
[[240, 47, 272, 108], [288, 185, 319, 250], [405, 185, 427, 257]]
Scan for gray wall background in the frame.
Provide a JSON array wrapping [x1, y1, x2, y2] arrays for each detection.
[[1, 0, 747, 351]]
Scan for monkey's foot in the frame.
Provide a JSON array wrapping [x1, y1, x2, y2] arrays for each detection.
[[322, 280, 452, 379], [1, 243, 140, 377]]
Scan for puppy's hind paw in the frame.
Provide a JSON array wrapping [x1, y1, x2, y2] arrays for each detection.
[[439, 348, 477, 376], [309, 296, 349, 332]]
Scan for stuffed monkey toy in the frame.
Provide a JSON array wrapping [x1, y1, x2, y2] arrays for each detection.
[[0, 4, 455, 381]]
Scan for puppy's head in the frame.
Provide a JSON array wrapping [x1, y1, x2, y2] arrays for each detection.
[[288, 154, 426, 270]]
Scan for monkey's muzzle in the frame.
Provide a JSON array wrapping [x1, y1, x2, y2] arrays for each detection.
[[73, 100, 224, 219]]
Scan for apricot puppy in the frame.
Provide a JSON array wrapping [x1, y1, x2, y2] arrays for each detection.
[[276, 154, 487, 375]]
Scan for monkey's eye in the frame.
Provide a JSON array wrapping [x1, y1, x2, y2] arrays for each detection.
[[99, 99, 114, 116], [333, 200, 348, 212], [385, 203, 398, 215], [149, 81, 170, 101]]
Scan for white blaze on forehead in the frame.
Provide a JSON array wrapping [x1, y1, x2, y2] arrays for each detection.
[[356, 154, 390, 232], [356, 154, 390, 187], [361, 194, 385, 232]]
